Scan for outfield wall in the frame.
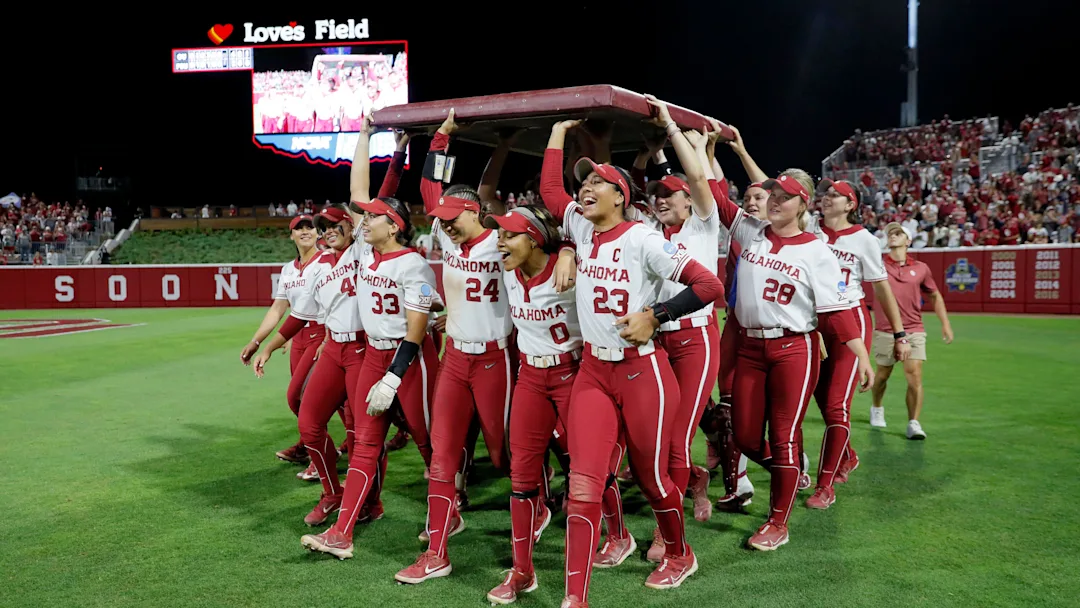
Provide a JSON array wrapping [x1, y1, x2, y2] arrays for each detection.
[[1, 244, 1077, 314]]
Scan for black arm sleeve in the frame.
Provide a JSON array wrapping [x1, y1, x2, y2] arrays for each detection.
[[387, 340, 420, 379], [652, 289, 708, 326]]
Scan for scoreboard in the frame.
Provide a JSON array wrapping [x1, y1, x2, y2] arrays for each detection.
[[172, 47, 254, 73]]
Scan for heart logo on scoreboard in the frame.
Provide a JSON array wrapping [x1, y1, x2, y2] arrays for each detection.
[[207, 23, 234, 45], [289, 21, 298, 27]]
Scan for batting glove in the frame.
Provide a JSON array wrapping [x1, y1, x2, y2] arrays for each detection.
[[366, 372, 401, 416]]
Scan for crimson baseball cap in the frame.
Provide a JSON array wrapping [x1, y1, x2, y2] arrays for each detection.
[[352, 198, 406, 231], [818, 179, 859, 203], [489, 208, 548, 246], [574, 157, 632, 206], [428, 195, 481, 221], [762, 175, 810, 202], [747, 181, 766, 191], [315, 206, 351, 231], [289, 214, 314, 230], [646, 174, 691, 196]]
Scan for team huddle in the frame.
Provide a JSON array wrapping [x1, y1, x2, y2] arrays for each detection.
[[239, 98, 947, 608]]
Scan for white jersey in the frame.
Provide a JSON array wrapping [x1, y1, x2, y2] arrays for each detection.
[[561, 202, 691, 350], [729, 209, 849, 333], [433, 221, 512, 343], [627, 205, 662, 233], [816, 225, 888, 305], [505, 255, 582, 357], [357, 247, 440, 339], [274, 256, 324, 324], [291, 232, 365, 336], [658, 207, 720, 331]]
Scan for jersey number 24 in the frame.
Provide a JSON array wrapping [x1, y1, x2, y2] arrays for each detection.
[[465, 278, 500, 303]]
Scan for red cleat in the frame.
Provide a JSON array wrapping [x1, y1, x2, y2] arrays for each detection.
[[304, 492, 342, 527], [593, 534, 637, 568], [486, 568, 538, 605], [356, 500, 384, 524], [705, 438, 722, 471], [385, 428, 409, 451], [533, 502, 552, 543], [300, 527, 353, 559], [418, 510, 466, 542], [747, 521, 789, 551], [560, 595, 589, 608], [688, 465, 712, 522], [644, 547, 698, 590], [395, 550, 451, 584], [646, 527, 665, 563], [835, 452, 860, 484], [297, 462, 319, 481], [806, 486, 836, 510], [276, 441, 309, 464]]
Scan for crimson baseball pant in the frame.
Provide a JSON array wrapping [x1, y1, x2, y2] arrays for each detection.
[[732, 332, 821, 528], [297, 337, 366, 499], [333, 336, 439, 539], [425, 343, 515, 560], [286, 325, 350, 444], [813, 303, 869, 488], [565, 349, 686, 604], [658, 322, 721, 497], [507, 359, 575, 575]]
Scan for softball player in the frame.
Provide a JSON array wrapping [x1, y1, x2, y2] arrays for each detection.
[[484, 205, 579, 604], [715, 169, 874, 551], [299, 129, 441, 559], [396, 111, 516, 585], [542, 117, 724, 607], [252, 206, 371, 527], [809, 179, 910, 508]]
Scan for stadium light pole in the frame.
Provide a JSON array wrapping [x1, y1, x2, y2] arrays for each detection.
[[901, 0, 919, 126]]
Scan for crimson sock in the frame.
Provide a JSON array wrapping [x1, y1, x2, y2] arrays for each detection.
[[334, 460, 375, 538], [368, 448, 387, 505], [769, 464, 800, 526], [600, 480, 627, 538], [670, 466, 691, 499], [306, 434, 342, 496], [510, 490, 540, 575], [844, 443, 858, 464], [651, 491, 689, 557], [818, 424, 850, 488], [565, 499, 601, 602], [426, 479, 456, 559]]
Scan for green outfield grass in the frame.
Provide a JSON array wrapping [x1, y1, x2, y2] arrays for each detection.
[[1, 309, 1078, 608], [112, 230, 299, 264]]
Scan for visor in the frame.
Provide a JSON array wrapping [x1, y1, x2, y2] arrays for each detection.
[[818, 179, 858, 203], [646, 174, 691, 196], [353, 199, 406, 231], [428, 195, 481, 221], [762, 175, 810, 202], [289, 214, 314, 230], [315, 207, 351, 231], [573, 157, 632, 206], [490, 208, 547, 246]]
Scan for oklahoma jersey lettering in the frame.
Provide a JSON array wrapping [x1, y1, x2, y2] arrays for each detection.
[[816, 225, 888, 305], [357, 247, 440, 339], [729, 210, 849, 333], [274, 256, 324, 324], [432, 219, 512, 343], [562, 202, 691, 349], [291, 232, 365, 335], [505, 255, 581, 356], [658, 208, 720, 330]]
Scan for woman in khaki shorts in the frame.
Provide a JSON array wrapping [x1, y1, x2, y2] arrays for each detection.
[[870, 224, 954, 440]]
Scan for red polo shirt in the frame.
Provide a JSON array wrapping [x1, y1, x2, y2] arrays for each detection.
[[874, 254, 938, 334]]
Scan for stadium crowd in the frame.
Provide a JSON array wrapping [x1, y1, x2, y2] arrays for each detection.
[[0, 195, 111, 264]]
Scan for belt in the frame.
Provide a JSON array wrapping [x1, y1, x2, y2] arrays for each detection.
[[659, 315, 711, 333], [449, 336, 509, 355], [330, 330, 363, 343], [587, 341, 655, 362], [521, 349, 581, 369], [741, 327, 801, 339], [367, 336, 401, 350]]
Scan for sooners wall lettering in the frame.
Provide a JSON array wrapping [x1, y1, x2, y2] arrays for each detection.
[[1, 245, 1077, 314]]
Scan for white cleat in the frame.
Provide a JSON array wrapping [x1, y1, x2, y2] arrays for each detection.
[[870, 406, 887, 428], [906, 419, 926, 440]]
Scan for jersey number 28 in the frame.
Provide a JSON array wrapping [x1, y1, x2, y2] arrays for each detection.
[[762, 279, 796, 305], [465, 278, 500, 303]]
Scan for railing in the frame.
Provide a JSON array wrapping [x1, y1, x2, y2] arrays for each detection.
[[824, 157, 975, 194]]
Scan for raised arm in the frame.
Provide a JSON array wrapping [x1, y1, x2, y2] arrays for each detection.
[[478, 129, 519, 206], [350, 115, 375, 206], [420, 109, 458, 214], [541, 120, 583, 221], [376, 131, 410, 199], [725, 124, 768, 184]]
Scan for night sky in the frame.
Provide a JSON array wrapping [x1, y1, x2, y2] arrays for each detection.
[[6, 1, 1075, 219]]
